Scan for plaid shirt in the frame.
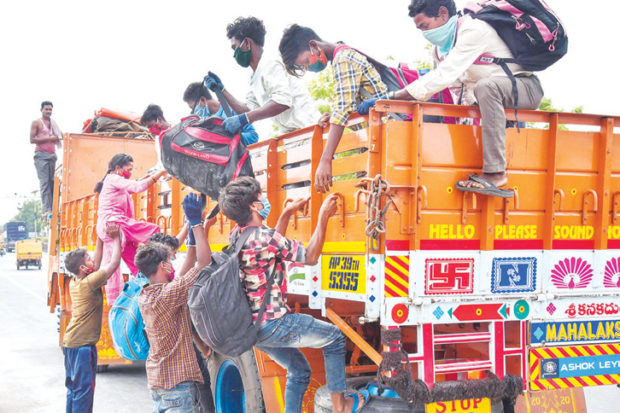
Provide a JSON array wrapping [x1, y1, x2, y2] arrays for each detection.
[[232, 226, 306, 323], [330, 47, 388, 126], [138, 266, 203, 390]]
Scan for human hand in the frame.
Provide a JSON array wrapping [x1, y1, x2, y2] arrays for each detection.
[[319, 194, 338, 219], [223, 113, 249, 134], [314, 159, 333, 193], [105, 223, 121, 239], [204, 216, 217, 230], [204, 71, 224, 92], [284, 196, 310, 214], [357, 98, 378, 115], [317, 113, 330, 128], [183, 193, 206, 227]]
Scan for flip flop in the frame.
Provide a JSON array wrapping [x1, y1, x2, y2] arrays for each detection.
[[345, 389, 370, 412], [455, 174, 513, 198]]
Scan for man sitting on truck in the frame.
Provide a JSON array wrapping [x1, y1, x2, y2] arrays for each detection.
[[278, 24, 389, 194], [204, 16, 318, 137], [357, 0, 545, 197], [136, 193, 214, 412], [218, 177, 369, 413], [62, 223, 122, 413], [182, 81, 260, 145]]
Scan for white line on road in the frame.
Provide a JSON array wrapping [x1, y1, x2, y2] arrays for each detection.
[[1, 273, 47, 303]]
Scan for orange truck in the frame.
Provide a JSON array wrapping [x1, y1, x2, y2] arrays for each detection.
[[48, 102, 620, 412]]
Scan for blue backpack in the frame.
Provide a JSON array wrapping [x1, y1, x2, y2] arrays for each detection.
[[109, 274, 149, 360]]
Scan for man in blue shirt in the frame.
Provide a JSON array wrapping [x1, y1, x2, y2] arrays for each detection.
[[183, 82, 259, 145]]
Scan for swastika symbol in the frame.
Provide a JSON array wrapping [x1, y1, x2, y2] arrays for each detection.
[[425, 258, 474, 295]]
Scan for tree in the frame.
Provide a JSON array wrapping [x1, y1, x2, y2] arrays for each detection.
[[11, 199, 43, 233]]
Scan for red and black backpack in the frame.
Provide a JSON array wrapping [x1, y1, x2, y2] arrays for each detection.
[[160, 116, 254, 201]]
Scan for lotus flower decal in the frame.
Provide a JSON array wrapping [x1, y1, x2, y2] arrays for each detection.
[[604, 257, 620, 288], [550, 257, 593, 289]]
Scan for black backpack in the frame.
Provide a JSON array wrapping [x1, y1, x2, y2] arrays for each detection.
[[159, 115, 254, 202], [187, 227, 277, 357], [464, 0, 567, 124]]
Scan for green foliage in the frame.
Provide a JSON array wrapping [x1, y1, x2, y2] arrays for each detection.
[[536, 97, 584, 130], [11, 199, 43, 233], [308, 67, 335, 114]]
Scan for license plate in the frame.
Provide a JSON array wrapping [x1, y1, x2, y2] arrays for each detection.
[[426, 398, 491, 413], [321, 255, 366, 294]]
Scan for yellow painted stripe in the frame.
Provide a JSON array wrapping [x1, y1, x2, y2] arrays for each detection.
[[384, 278, 407, 297], [582, 376, 597, 386], [273, 377, 285, 413], [322, 241, 366, 253], [386, 257, 409, 275], [590, 346, 603, 356], [385, 268, 409, 286], [564, 347, 579, 358]]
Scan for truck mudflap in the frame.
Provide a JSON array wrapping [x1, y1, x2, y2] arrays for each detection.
[[314, 377, 507, 413]]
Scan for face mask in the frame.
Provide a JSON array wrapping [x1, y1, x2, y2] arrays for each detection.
[[257, 197, 271, 220], [81, 264, 94, 275], [193, 103, 211, 120], [422, 14, 458, 58], [233, 39, 252, 68], [121, 169, 131, 179], [308, 48, 327, 72], [149, 124, 165, 135]]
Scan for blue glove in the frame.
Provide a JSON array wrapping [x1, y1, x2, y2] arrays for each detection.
[[204, 71, 224, 92], [223, 113, 249, 134], [183, 193, 206, 227], [185, 219, 196, 247], [357, 98, 379, 115]]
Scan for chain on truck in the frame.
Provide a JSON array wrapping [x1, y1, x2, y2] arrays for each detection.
[[47, 102, 620, 412]]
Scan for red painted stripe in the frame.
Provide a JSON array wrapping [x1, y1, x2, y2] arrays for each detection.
[[582, 346, 597, 356], [552, 239, 595, 249], [556, 347, 572, 358], [386, 239, 409, 251], [609, 240, 620, 249], [547, 379, 561, 390], [560, 378, 574, 388], [595, 345, 607, 355], [494, 321, 505, 379], [573, 376, 588, 387], [602, 374, 617, 383], [389, 256, 409, 272], [589, 376, 604, 386], [384, 285, 399, 298], [384, 274, 408, 295], [385, 261, 407, 282], [420, 239, 480, 250], [423, 324, 435, 385], [493, 239, 544, 250], [408, 355, 424, 362]]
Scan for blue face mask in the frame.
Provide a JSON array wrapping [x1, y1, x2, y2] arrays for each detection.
[[422, 15, 458, 58], [193, 103, 211, 120], [257, 197, 271, 220]]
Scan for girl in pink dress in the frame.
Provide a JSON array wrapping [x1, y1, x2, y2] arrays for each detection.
[[94, 153, 165, 303]]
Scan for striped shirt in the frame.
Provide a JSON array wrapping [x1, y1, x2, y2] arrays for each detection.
[[138, 266, 203, 389], [330, 47, 388, 126], [232, 226, 306, 323]]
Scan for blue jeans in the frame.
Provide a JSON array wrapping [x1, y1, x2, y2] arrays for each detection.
[[150, 381, 200, 413], [64, 345, 97, 413], [257, 313, 346, 413]]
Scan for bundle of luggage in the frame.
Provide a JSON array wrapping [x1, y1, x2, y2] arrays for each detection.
[[82, 108, 149, 134]]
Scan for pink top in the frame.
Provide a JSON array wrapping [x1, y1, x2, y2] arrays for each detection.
[[96, 174, 150, 223], [35, 119, 57, 154]]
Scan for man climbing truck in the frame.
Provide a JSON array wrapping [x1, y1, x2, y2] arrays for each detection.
[[48, 101, 620, 412]]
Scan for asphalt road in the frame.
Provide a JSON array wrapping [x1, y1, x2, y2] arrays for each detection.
[[0, 252, 151, 413], [1, 252, 619, 413]]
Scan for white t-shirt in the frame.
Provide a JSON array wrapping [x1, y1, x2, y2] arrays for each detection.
[[406, 15, 531, 104], [246, 54, 319, 134]]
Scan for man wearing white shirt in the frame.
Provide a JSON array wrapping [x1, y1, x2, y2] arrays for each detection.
[[359, 0, 544, 197], [205, 16, 318, 136]]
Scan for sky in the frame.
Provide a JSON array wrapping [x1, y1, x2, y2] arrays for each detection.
[[0, 0, 618, 225]]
